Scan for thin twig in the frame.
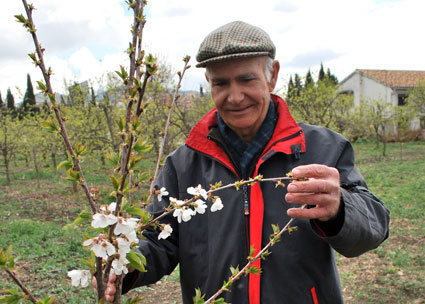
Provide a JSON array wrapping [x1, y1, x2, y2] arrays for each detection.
[[141, 176, 303, 230], [21, 0, 97, 214], [5, 269, 38, 303]]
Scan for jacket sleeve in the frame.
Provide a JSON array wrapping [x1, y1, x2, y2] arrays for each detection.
[[320, 140, 390, 258], [122, 155, 180, 293]]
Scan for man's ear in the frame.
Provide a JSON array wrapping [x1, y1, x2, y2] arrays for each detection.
[[268, 60, 280, 92], [205, 71, 210, 83]]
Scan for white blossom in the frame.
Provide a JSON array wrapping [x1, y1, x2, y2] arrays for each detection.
[[100, 202, 117, 212], [156, 187, 169, 201], [91, 213, 117, 229], [114, 217, 139, 236], [122, 229, 139, 243], [194, 199, 207, 214], [83, 234, 116, 259], [67, 269, 91, 288], [116, 237, 131, 256], [211, 197, 224, 212], [173, 207, 196, 223], [187, 184, 208, 200], [158, 224, 173, 240], [111, 255, 130, 276], [170, 197, 185, 206]]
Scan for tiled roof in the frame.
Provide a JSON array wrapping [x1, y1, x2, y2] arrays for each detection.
[[358, 69, 425, 88]]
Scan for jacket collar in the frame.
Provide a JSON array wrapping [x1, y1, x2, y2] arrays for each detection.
[[185, 94, 306, 171]]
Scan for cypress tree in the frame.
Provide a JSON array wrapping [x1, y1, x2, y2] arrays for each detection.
[[305, 69, 314, 87], [23, 73, 38, 115], [6, 88, 15, 112], [318, 63, 325, 82], [294, 73, 302, 97], [326, 68, 338, 85], [6, 88, 16, 116], [0, 91, 3, 109], [287, 75, 294, 102], [90, 87, 97, 106]]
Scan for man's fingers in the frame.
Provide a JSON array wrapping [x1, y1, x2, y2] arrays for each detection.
[[292, 164, 339, 179], [287, 205, 335, 221], [91, 275, 117, 303], [287, 178, 335, 194]]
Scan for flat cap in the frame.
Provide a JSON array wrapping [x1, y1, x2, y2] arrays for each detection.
[[196, 21, 276, 68]]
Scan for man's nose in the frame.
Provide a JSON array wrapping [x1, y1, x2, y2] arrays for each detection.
[[227, 83, 244, 104]]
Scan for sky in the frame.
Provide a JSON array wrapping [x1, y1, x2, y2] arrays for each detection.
[[1, 0, 425, 102]]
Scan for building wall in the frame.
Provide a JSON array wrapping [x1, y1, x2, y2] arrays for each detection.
[[339, 71, 395, 106]]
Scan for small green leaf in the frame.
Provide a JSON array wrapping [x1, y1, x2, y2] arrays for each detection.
[[126, 251, 146, 273], [124, 297, 143, 304], [41, 119, 58, 133], [37, 81, 47, 93], [65, 168, 81, 182], [133, 140, 152, 154], [56, 160, 73, 171], [0, 289, 24, 304], [249, 245, 256, 257], [78, 251, 96, 274], [71, 210, 92, 225], [271, 224, 280, 235], [192, 288, 205, 304], [246, 265, 262, 275], [230, 265, 240, 276], [110, 175, 120, 191], [36, 296, 56, 304], [14, 14, 27, 24], [106, 151, 120, 168], [0, 246, 15, 270]]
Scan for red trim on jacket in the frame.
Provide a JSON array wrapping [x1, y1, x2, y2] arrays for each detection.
[[186, 95, 306, 303]]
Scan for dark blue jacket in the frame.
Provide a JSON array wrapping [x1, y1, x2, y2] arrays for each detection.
[[124, 95, 390, 304]]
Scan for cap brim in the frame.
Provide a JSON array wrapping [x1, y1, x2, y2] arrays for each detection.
[[196, 51, 272, 68]]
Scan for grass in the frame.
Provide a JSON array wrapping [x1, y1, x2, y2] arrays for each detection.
[[337, 140, 425, 304], [0, 141, 424, 303]]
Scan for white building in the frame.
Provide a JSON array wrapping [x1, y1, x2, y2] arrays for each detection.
[[339, 70, 425, 134]]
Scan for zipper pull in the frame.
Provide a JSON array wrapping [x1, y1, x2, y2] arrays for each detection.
[[243, 184, 249, 215]]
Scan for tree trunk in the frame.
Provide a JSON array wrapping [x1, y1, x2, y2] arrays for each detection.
[[51, 152, 57, 169], [32, 147, 40, 188], [72, 181, 78, 193], [102, 102, 118, 152], [382, 127, 387, 157], [3, 148, 10, 186]]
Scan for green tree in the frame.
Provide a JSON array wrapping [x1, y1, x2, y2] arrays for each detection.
[[305, 69, 314, 88], [22, 73, 38, 116], [285, 72, 353, 131], [6, 88, 15, 113], [0, 114, 21, 185], [325, 68, 338, 85], [407, 79, 425, 129], [363, 98, 395, 156], [318, 63, 325, 82], [0, 91, 4, 109]]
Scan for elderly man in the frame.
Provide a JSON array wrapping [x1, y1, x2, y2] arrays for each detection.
[[99, 21, 389, 303]]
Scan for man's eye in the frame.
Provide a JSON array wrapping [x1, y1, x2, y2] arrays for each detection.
[[213, 81, 226, 86]]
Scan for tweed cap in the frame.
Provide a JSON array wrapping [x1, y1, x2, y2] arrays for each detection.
[[196, 21, 276, 68]]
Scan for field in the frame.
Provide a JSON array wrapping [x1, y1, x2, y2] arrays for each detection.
[[0, 141, 424, 303]]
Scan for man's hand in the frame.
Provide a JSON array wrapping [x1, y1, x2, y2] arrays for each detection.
[[285, 164, 341, 221], [92, 274, 116, 303]]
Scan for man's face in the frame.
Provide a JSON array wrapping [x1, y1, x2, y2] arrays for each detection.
[[206, 56, 279, 143]]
